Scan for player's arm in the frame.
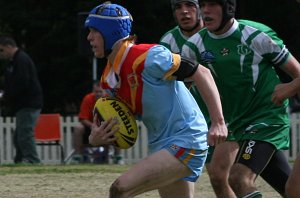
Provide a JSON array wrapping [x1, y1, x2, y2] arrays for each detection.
[[80, 119, 93, 129], [78, 96, 94, 129], [173, 56, 228, 146], [272, 55, 300, 106], [191, 64, 227, 146], [146, 46, 227, 145]]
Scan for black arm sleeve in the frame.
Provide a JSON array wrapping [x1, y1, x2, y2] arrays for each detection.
[[173, 56, 198, 81]]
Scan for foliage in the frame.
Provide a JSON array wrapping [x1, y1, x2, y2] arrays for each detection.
[[237, 0, 300, 60], [0, 0, 173, 114]]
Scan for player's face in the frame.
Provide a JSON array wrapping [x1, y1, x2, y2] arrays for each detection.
[[93, 84, 107, 99], [87, 28, 105, 58], [200, 2, 223, 33], [174, 2, 199, 31], [0, 44, 11, 60]]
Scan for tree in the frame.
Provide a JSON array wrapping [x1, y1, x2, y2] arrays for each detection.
[[0, 0, 173, 115], [1, 0, 298, 115]]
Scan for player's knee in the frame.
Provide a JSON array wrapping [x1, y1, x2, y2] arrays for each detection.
[[109, 178, 128, 198], [209, 172, 224, 183], [209, 172, 228, 189], [228, 170, 249, 195], [228, 172, 239, 190], [207, 165, 228, 186]]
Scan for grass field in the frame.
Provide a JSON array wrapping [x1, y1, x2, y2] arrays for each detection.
[[0, 164, 282, 198]]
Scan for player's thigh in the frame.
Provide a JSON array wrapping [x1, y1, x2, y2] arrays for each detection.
[[158, 180, 194, 198], [208, 141, 239, 173], [231, 140, 276, 185], [235, 140, 276, 175], [117, 149, 191, 192]]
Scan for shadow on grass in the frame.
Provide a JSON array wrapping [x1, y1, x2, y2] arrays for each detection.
[[0, 164, 130, 175]]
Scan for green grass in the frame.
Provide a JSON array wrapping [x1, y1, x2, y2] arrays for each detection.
[[0, 164, 130, 175]]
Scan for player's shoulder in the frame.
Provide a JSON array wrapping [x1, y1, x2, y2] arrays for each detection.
[[128, 44, 172, 67], [83, 92, 96, 101], [161, 26, 180, 37], [145, 45, 174, 70], [148, 45, 172, 59], [184, 28, 206, 49], [129, 43, 157, 57], [160, 26, 181, 42], [237, 19, 275, 33]]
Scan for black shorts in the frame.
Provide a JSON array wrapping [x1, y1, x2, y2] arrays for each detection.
[[83, 126, 91, 145], [235, 140, 276, 175]]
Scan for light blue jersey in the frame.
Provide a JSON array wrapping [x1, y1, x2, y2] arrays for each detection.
[[101, 42, 209, 181], [143, 45, 208, 153]]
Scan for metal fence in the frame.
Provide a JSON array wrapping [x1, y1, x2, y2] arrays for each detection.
[[1, 113, 300, 165]]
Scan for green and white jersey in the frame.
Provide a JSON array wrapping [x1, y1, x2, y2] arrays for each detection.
[[182, 19, 290, 149], [160, 26, 198, 87], [160, 26, 190, 54]]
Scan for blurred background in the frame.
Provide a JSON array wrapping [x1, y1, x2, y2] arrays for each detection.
[[0, 0, 299, 115]]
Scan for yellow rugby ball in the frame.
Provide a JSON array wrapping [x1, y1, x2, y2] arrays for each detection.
[[93, 97, 138, 149]]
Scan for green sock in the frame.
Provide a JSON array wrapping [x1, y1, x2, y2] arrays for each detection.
[[242, 191, 263, 198]]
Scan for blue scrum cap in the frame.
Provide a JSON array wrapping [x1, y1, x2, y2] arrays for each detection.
[[85, 3, 133, 52]]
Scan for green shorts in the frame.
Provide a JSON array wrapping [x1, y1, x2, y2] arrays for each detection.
[[206, 124, 290, 164]]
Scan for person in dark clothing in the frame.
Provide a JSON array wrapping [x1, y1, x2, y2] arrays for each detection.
[[0, 36, 43, 164]]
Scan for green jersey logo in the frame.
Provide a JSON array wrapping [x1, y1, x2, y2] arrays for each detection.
[[237, 44, 252, 55]]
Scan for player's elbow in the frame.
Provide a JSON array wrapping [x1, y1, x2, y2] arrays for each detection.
[[191, 65, 212, 80], [198, 65, 211, 75]]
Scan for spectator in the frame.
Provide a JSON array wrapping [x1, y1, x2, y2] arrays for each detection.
[[72, 81, 123, 164], [160, 0, 205, 89], [160, 0, 204, 54], [0, 36, 43, 164]]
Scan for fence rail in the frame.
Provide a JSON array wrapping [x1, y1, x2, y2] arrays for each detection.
[[1, 114, 300, 165], [0, 116, 148, 165]]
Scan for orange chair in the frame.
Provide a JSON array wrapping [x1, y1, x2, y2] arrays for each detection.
[[34, 114, 65, 164]]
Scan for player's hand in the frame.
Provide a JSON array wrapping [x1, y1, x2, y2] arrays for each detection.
[[272, 83, 293, 106], [207, 122, 228, 146], [89, 115, 119, 146]]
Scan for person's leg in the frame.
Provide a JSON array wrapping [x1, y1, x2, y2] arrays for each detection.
[[13, 127, 22, 163], [158, 180, 194, 198], [15, 108, 41, 164], [113, 147, 124, 164], [285, 153, 300, 198], [229, 140, 276, 198], [260, 150, 291, 196], [109, 146, 206, 198], [109, 149, 191, 197], [73, 124, 92, 163], [206, 141, 239, 198], [73, 124, 85, 155], [229, 164, 261, 198]]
